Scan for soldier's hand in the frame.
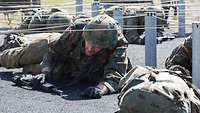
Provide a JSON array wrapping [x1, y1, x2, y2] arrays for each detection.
[[31, 73, 46, 88], [81, 86, 104, 99], [35, 73, 45, 81]]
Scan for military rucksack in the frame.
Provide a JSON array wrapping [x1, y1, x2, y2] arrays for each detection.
[[117, 65, 200, 113]]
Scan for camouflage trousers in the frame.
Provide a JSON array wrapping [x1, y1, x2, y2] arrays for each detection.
[[0, 33, 61, 74]]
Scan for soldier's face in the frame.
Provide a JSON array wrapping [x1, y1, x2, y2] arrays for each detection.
[[85, 41, 103, 56]]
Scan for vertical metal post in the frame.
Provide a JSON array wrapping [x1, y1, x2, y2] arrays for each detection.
[[178, 0, 185, 37], [76, 0, 83, 16], [145, 9, 157, 67], [192, 22, 200, 88], [113, 6, 124, 27], [92, 0, 100, 17]]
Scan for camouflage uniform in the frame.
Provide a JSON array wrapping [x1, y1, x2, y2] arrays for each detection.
[[16, 8, 71, 33], [0, 33, 62, 74], [0, 7, 72, 73], [41, 14, 132, 93], [104, 6, 165, 44], [117, 65, 200, 113], [165, 36, 192, 73], [0, 16, 88, 74]]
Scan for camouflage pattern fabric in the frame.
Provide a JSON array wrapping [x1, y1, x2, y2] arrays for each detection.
[[0, 33, 61, 74], [46, 11, 71, 32], [41, 15, 132, 93], [16, 8, 71, 33], [124, 6, 165, 44], [104, 6, 165, 44], [165, 36, 192, 73], [123, 10, 145, 44], [117, 65, 200, 113], [83, 14, 126, 49]]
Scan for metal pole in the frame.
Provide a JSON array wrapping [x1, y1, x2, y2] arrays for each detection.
[[178, 0, 185, 37], [145, 9, 157, 67], [92, 0, 100, 17], [76, 0, 83, 16], [113, 6, 124, 27], [192, 22, 200, 88]]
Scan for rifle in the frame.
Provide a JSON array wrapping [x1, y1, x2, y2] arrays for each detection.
[[12, 73, 63, 96]]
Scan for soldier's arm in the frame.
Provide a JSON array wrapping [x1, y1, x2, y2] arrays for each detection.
[[165, 44, 191, 71], [98, 46, 132, 95], [165, 36, 192, 71], [41, 23, 85, 77]]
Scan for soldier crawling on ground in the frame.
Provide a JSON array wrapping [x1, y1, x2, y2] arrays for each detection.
[[0, 14, 132, 99], [0, 7, 73, 73], [15, 7, 72, 34], [104, 5, 170, 44]]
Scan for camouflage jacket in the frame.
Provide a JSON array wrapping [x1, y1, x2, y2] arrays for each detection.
[[165, 36, 192, 73], [42, 20, 132, 93]]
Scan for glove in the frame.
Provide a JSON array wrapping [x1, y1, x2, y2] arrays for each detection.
[[31, 73, 46, 89], [81, 86, 104, 99]]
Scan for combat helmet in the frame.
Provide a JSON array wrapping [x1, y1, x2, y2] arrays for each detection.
[[46, 11, 71, 33], [82, 14, 125, 49]]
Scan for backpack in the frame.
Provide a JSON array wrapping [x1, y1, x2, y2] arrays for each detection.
[[117, 65, 200, 113]]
